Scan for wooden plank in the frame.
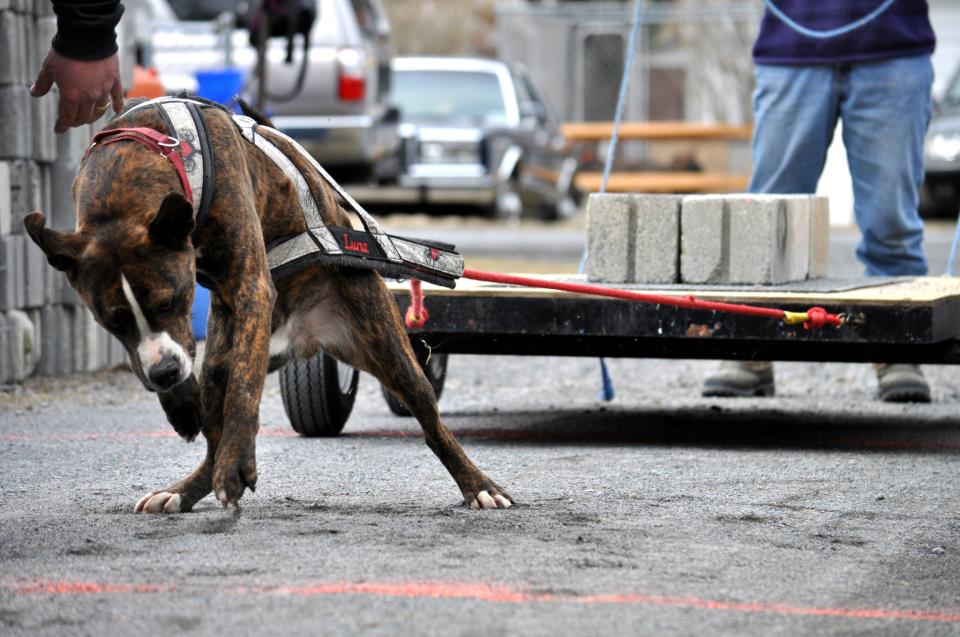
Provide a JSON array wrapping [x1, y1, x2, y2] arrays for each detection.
[[389, 275, 960, 306], [574, 171, 749, 193], [561, 121, 753, 142]]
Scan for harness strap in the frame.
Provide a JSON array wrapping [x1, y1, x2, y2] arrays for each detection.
[[87, 127, 194, 206]]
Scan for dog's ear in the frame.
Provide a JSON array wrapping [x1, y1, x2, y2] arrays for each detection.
[[23, 211, 86, 273], [149, 193, 195, 249]]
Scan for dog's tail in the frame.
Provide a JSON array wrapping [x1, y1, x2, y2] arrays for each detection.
[[237, 98, 276, 128]]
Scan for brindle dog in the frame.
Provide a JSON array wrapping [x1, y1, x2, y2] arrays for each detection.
[[23, 101, 512, 513]]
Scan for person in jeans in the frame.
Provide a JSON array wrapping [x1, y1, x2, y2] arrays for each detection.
[[703, 0, 935, 402]]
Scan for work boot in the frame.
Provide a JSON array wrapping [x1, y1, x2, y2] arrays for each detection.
[[702, 360, 775, 397], [875, 363, 931, 403]]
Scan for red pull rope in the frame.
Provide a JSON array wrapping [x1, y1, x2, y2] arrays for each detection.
[[459, 269, 843, 329], [404, 269, 844, 331]]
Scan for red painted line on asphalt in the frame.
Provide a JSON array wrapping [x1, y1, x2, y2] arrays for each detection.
[[1, 428, 957, 451], [9, 579, 960, 623]]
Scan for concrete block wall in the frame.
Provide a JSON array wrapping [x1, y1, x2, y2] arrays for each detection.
[[589, 193, 830, 286], [0, 1, 127, 384]]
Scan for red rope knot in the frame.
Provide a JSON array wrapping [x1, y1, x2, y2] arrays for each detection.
[[405, 279, 429, 329], [803, 306, 829, 330]]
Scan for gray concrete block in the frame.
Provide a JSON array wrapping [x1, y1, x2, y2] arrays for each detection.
[[0, 312, 9, 383], [633, 195, 680, 284], [680, 195, 728, 284], [0, 234, 24, 309], [8, 159, 43, 231], [0, 86, 33, 158], [22, 233, 47, 307], [38, 303, 70, 375], [8, 308, 35, 380], [34, 0, 54, 17], [0, 11, 22, 86], [808, 195, 830, 279], [32, 92, 57, 162], [0, 161, 10, 235], [586, 193, 633, 283], [49, 127, 88, 230], [728, 195, 810, 284]]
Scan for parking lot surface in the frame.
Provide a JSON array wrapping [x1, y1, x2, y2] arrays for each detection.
[[1, 222, 960, 636]]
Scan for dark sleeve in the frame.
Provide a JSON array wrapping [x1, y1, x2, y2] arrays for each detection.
[[50, 1, 125, 61]]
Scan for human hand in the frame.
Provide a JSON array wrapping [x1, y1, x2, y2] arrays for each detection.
[[30, 49, 124, 134]]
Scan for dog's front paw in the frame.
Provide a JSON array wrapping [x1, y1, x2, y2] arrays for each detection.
[[134, 491, 183, 514], [157, 375, 202, 442], [213, 445, 258, 508], [464, 485, 513, 510]]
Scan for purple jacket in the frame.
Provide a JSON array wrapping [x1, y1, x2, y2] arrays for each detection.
[[752, 0, 935, 65]]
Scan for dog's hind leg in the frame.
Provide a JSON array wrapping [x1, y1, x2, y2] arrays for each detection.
[[318, 271, 512, 510]]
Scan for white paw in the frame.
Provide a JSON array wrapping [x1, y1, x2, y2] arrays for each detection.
[[469, 490, 512, 510], [134, 491, 182, 514]]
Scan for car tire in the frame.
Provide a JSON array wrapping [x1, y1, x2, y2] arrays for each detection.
[[492, 176, 523, 221], [279, 351, 359, 437], [380, 351, 449, 417]]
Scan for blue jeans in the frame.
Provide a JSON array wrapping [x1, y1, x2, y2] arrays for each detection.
[[750, 56, 933, 276]]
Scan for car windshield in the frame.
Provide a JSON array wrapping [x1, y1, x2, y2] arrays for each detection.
[[393, 70, 508, 125]]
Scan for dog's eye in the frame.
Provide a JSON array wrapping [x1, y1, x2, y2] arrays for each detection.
[[156, 300, 174, 315]]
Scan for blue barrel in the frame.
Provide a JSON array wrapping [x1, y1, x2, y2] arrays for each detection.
[[194, 68, 246, 107], [191, 284, 210, 340]]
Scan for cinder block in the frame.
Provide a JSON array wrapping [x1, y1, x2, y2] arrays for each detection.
[[8, 159, 45, 232], [727, 195, 810, 284], [586, 193, 633, 283], [0, 234, 24, 309], [49, 127, 88, 230], [38, 303, 71, 375], [34, 0, 54, 17], [0, 86, 32, 158], [32, 92, 57, 162], [0, 161, 10, 234], [0, 11, 22, 86], [0, 312, 9, 383], [633, 195, 680, 284], [681, 195, 728, 284], [8, 308, 35, 380], [22, 234, 47, 307], [808, 195, 830, 279]]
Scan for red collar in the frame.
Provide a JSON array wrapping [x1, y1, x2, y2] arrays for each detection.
[[86, 127, 195, 207]]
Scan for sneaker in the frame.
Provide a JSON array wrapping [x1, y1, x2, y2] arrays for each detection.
[[875, 363, 931, 403], [702, 360, 775, 397]]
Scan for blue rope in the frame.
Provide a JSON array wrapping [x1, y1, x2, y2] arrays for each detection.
[[763, 0, 897, 40], [579, 0, 644, 402], [947, 207, 960, 276]]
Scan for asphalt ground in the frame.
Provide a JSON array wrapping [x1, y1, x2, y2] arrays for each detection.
[[1, 217, 960, 636]]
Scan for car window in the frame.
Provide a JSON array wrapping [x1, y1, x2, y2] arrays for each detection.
[[393, 70, 509, 125]]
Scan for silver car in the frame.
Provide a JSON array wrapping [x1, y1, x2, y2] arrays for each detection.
[[140, 0, 400, 182], [352, 56, 579, 219]]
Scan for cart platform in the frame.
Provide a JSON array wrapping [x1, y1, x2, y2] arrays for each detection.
[[389, 275, 960, 365]]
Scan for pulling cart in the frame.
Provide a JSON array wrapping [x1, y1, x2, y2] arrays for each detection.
[[277, 274, 960, 436]]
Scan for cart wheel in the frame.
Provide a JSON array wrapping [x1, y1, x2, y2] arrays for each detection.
[[381, 351, 448, 417], [280, 351, 359, 437]]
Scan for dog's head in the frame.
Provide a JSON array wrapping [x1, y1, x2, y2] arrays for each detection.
[[24, 192, 198, 392]]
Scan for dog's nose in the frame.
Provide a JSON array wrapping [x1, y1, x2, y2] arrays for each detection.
[[149, 356, 182, 390]]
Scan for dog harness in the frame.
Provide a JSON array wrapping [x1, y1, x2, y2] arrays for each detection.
[[89, 96, 463, 288]]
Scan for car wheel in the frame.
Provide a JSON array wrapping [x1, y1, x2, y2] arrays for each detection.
[[381, 351, 449, 417], [492, 176, 523, 221], [279, 351, 359, 437]]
